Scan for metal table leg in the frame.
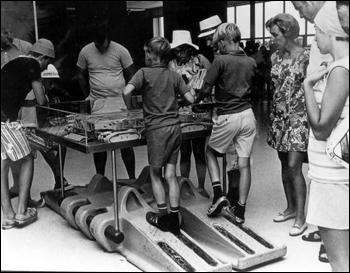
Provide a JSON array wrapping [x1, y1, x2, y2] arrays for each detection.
[[59, 144, 65, 199], [104, 150, 124, 244]]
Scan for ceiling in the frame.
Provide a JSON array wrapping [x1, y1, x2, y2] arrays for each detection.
[[126, 1, 162, 10]]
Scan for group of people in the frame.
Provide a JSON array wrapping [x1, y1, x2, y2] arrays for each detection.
[[1, 1, 348, 272]]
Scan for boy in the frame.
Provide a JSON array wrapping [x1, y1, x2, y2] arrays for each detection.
[[123, 37, 194, 235], [195, 23, 257, 224]]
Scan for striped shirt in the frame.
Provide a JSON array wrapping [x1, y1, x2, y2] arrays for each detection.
[[308, 56, 349, 184]]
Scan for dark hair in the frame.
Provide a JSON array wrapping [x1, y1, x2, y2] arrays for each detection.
[[93, 22, 110, 44], [336, 1, 349, 35], [28, 51, 52, 61], [144, 37, 171, 63], [266, 13, 300, 40]]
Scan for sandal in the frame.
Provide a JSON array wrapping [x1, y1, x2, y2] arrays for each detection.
[[2, 218, 17, 230], [302, 230, 322, 242], [15, 207, 38, 226], [319, 244, 329, 263]]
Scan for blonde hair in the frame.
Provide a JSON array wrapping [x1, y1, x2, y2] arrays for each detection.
[[213, 22, 241, 44], [144, 37, 171, 64]]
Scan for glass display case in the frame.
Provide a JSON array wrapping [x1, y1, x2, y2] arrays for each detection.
[[35, 100, 146, 153], [35, 100, 213, 154]]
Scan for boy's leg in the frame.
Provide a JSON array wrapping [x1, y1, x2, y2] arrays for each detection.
[[164, 163, 180, 235], [237, 157, 251, 205], [149, 166, 166, 205], [230, 157, 251, 224], [147, 165, 176, 233], [206, 146, 229, 217]]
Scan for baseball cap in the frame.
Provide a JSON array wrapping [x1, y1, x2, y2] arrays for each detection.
[[41, 64, 59, 78], [31, 38, 55, 58]]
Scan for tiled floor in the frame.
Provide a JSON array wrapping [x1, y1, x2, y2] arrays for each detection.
[[1, 101, 331, 272]]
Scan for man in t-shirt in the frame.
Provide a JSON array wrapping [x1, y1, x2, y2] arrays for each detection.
[[1, 23, 32, 68], [77, 22, 136, 178], [1, 38, 55, 229]]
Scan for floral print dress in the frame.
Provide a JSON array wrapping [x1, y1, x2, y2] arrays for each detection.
[[267, 50, 310, 152]]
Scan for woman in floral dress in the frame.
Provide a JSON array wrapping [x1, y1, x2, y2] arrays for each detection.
[[266, 13, 309, 236]]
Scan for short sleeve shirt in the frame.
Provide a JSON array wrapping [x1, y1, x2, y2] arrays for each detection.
[[1, 57, 41, 121], [1, 38, 33, 69], [129, 65, 189, 131], [76, 41, 133, 100], [205, 50, 256, 115]]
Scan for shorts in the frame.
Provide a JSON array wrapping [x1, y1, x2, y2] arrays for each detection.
[[208, 108, 256, 157], [145, 124, 182, 168], [307, 181, 349, 230], [1, 121, 32, 161]]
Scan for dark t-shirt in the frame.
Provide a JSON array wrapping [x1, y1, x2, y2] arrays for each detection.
[[1, 57, 41, 122], [205, 50, 257, 115], [129, 64, 189, 132]]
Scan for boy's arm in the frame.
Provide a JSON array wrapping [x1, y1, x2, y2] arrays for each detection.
[[194, 82, 213, 104], [183, 91, 195, 104], [32, 80, 47, 106], [123, 83, 136, 110]]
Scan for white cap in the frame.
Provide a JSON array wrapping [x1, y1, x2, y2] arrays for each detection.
[[198, 15, 222, 38], [170, 30, 199, 50], [41, 64, 59, 78]]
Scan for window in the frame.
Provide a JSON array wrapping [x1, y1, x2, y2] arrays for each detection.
[[227, 6, 235, 23], [255, 3, 263, 39], [265, 1, 283, 23], [228, 1, 316, 48], [153, 16, 164, 37], [236, 5, 251, 39]]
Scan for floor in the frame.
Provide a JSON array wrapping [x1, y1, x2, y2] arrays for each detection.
[[1, 101, 331, 272]]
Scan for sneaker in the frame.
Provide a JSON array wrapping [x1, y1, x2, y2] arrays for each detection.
[[207, 196, 230, 217], [146, 212, 180, 235], [233, 203, 246, 224], [223, 205, 244, 224]]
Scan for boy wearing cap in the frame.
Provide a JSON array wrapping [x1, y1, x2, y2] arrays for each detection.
[[1, 38, 54, 229], [195, 23, 257, 224], [123, 37, 194, 235]]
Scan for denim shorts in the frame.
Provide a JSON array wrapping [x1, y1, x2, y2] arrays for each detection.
[[145, 124, 182, 168]]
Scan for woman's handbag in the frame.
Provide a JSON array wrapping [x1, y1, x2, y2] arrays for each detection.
[[326, 115, 349, 169]]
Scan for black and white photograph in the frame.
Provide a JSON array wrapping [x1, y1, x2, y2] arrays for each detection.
[[1, 1, 349, 272]]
